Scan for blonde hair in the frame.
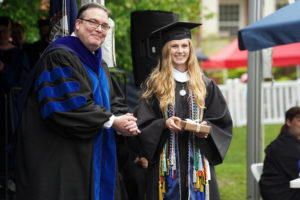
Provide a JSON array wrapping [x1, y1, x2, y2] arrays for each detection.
[[141, 39, 207, 112]]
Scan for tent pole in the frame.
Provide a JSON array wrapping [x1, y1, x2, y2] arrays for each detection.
[[247, 0, 263, 200], [296, 65, 300, 80]]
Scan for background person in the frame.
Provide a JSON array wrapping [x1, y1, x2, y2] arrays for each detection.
[[259, 106, 300, 200], [11, 22, 28, 50], [15, 3, 139, 200], [0, 16, 26, 91], [26, 19, 50, 68], [137, 21, 233, 200]]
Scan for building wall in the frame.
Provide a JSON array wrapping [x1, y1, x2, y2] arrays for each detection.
[[201, 0, 284, 39], [201, 0, 219, 37]]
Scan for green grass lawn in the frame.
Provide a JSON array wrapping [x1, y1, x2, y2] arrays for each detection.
[[215, 124, 282, 200]]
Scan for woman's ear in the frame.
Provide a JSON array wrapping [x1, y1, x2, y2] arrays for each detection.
[[286, 119, 292, 127]]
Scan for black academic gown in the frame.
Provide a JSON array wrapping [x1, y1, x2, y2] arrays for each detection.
[[0, 48, 23, 91], [259, 130, 300, 200], [0, 47, 27, 178], [137, 76, 233, 200], [15, 48, 128, 200], [117, 136, 147, 200]]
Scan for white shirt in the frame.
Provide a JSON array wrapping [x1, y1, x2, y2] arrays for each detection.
[[173, 68, 189, 82]]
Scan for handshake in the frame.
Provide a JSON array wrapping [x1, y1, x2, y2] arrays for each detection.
[[113, 113, 141, 136]]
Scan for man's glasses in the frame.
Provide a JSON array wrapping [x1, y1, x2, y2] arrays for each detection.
[[80, 18, 110, 32]]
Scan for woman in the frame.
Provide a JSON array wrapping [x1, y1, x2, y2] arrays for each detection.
[[259, 106, 300, 200], [137, 21, 233, 200]]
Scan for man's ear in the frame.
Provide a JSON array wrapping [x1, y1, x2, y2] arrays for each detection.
[[75, 19, 81, 31]]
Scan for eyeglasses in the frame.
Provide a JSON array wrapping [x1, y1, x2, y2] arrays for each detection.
[[80, 18, 110, 32]]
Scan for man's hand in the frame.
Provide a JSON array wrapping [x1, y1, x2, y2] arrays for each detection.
[[113, 113, 141, 136], [165, 116, 182, 132]]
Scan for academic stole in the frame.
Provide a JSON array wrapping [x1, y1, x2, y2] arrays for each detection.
[[159, 91, 211, 200]]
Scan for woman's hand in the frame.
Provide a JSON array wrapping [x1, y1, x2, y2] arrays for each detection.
[[194, 121, 210, 138], [165, 116, 183, 132]]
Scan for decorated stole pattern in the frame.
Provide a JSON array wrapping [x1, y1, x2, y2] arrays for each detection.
[[159, 91, 210, 200]]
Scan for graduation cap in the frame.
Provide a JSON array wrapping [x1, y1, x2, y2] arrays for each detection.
[[150, 21, 201, 49], [147, 21, 201, 69]]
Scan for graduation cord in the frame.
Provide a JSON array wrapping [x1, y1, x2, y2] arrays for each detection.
[[159, 92, 210, 200], [189, 92, 209, 198]]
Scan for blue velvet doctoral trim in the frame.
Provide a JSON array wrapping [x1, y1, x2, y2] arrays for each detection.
[[35, 66, 72, 91], [50, 36, 101, 72], [41, 95, 87, 119], [84, 63, 116, 200], [97, 65, 116, 200], [38, 81, 80, 103]]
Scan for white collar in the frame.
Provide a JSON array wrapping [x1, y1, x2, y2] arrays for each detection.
[[173, 68, 189, 82]]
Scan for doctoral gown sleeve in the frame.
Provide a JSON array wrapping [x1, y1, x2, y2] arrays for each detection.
[[137, 97, 169, 163], [200, 77, 233, 165], [34, 49, 115, 139]]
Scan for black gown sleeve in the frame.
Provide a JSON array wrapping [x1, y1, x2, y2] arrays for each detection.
[[137, 97, 168, 163], [199, 77, 233, 165], [34, 49, 118, 139]]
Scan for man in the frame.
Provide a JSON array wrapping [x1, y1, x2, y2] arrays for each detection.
[[15, 3, 140, 200]]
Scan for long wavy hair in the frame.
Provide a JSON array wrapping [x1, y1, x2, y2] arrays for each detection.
[[140, 39, 207, 112]]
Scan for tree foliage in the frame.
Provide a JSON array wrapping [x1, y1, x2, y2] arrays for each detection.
[[106, 0, 202, 73], [0, 0, 49, 42], [0, 0, 202, 73]]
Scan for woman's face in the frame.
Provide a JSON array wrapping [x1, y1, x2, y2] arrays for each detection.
[[287, 114, 300, 139], [169, 39, 190, 70]]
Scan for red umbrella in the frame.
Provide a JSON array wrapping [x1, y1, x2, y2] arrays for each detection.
[[201, 38, 300, 69]]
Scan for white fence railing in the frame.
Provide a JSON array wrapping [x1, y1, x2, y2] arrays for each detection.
[[218, 79, 300, 127]]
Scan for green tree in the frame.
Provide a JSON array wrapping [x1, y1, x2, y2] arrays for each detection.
[[0, 0, 49, 42], [106, 0, 202, 73], [1, 0, 202, 73]]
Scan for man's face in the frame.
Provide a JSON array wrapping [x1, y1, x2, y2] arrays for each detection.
[[11, 25, 25, 45], [39, 25, 50, 42], [75, 8, 108, 52]]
